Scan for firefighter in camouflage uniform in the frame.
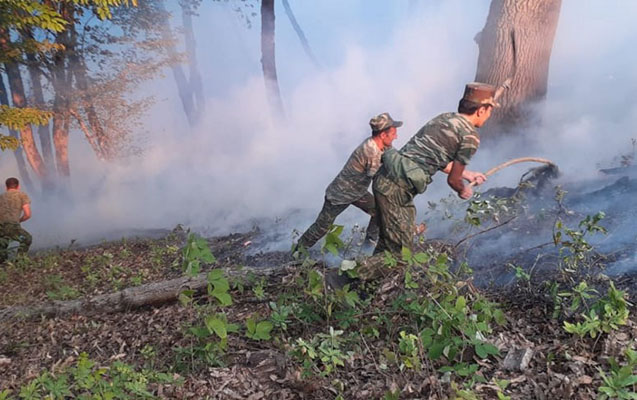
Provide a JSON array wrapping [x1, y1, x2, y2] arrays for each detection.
[[294, 112, 403, 253], [371, 83, 496, 257], [0, 177, 32, 263]]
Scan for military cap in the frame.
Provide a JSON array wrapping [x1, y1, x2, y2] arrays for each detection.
[[462, 82, 500, 108], [370, 112, 403, 133]]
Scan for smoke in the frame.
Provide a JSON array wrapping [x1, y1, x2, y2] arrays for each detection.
[[1, 0, 636, 260]]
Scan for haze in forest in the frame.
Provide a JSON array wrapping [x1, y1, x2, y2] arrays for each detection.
[[1, 0, 636, 249]]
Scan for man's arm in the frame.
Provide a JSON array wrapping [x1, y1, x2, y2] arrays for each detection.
[[20, 203, 31, 222], [442, 162, 487, 184], [447, 161, 472, 199]]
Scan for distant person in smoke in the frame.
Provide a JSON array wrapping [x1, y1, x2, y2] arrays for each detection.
[[366, 83, 494, 267], [293, 112, 403, 254], [0, 177, 32, 262]]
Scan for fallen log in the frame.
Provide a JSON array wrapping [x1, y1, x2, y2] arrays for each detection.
[[0, 265, 289, 321]]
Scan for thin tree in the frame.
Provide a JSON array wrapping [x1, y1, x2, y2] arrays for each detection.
[[474, 0, 562, 138], [281, 0, 320, 69], [261, 0, 285, 119]]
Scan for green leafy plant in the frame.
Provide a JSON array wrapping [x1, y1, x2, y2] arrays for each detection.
[[598, 347, 637, 400], [553, 212, 607, 273], [322, 224, 345, 256], [182, 232, 215, 276], [245, 315, 273, 341], [207, 269, 232, 306], [9, 352, 180, 399]]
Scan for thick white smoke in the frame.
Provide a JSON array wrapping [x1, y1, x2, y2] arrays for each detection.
[[0, 1, 635, 253]]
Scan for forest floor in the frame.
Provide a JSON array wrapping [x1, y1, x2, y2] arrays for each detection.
[[0, 220, 636, 399]]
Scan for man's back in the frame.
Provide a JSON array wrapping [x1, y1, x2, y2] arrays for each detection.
[[400, 112, 480, 176], [325, 137, 382, 205], [0, 191, 30, 224]]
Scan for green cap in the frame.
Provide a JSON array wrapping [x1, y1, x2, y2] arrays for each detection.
[[370, 112, 403, 133]]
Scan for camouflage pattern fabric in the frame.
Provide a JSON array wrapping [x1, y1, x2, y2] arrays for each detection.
[[356, 253, 400, 281], [400, 112, 480, 176], [0, 222, 32, 262], [372, 169, 417, 255], [0, 190, 30, 224], [297, 194, 378, 250], [325, 137, 383, 205]]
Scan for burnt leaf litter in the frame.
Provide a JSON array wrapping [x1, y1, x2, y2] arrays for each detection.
[[1, 168, 637, 399]]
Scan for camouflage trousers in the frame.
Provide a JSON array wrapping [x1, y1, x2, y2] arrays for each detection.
[[372, 169, 417, 255], [297, 194, 379, 250], [0, 222, 32, 262]]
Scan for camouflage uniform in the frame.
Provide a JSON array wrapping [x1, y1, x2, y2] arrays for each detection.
[[373, 112, 480, 254], [0, 190, 32, 262], [297, 137, 382, 249]]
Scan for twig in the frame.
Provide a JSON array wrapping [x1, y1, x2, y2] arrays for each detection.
[[454, 217, 516, 249]]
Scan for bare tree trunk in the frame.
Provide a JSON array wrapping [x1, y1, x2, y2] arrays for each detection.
[[50, 4, 72, 179], [0, 265, 286, 320], [281, 0, 320, 69], [261, 0, 285, 119], [52, 111, 70, 178], [68, 27, 109, 160], [181, 1, 204, 124], [4, 62, 49, 182], [25, 52, 56, 175], [158, 0, 198, 128], [0, 73, 34, 192], [474, 0, 562, 138]]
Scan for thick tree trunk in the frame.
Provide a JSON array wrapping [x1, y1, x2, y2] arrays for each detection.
[[261, 0, 285, 119], [474, 0, 562, 138], [0, 265, 286, 321], [0, 73, 34, 192]]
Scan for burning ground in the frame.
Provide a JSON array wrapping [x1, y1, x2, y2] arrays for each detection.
[[0, 166, 636, 399]]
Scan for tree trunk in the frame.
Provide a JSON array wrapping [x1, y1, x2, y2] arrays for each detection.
[[0, 265, 286, 321], [0, 73, 34, 192], [24, 37, 55, 174], [261, 0, 285, 119], [69, 28, 109, 160], [281, 0, 320, 69], [158, 0, 198, 128], [50, 4, 72, 178], [474, 0, 562, 138], [181, 1, 204, 124], [4, 62, 49, 182]]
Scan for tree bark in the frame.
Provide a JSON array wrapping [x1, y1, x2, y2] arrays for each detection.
[[261, 0, 285, 119], [0, 265, 287, 321], [0, 73, 34, 192], [474, 0, 562, 138]]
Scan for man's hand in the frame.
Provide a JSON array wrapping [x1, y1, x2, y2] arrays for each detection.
[[463, 170, 487, 185], [458, 185, 473, 200]]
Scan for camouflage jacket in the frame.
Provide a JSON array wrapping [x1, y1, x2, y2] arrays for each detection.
[[325, 137, 383, 205], [400, 112, 480, 175], [0, 190, 30, 224], [378, 112, 479, 195]]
